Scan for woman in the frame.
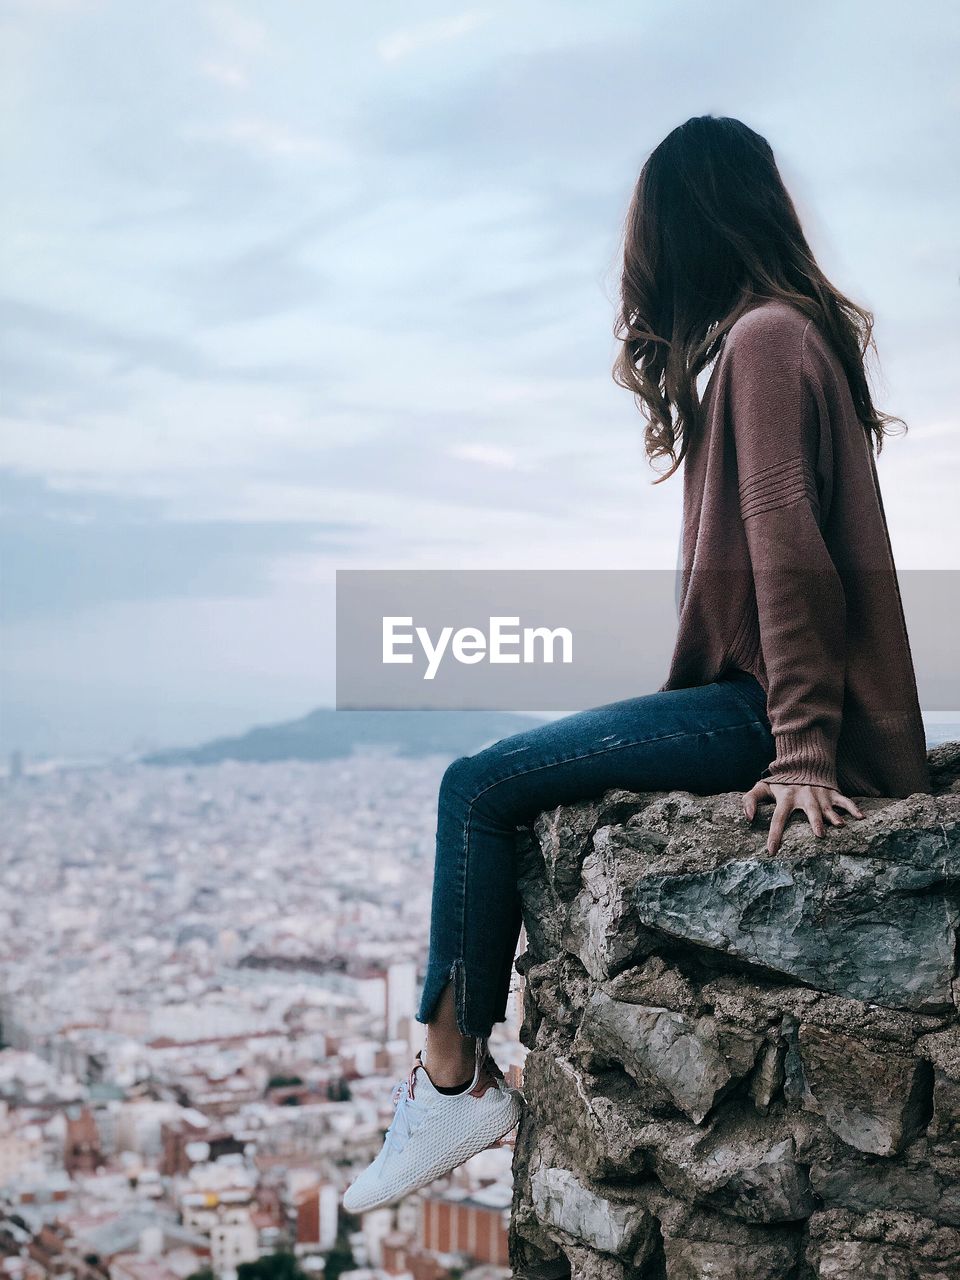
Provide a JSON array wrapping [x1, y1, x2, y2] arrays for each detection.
[[342, 115, 930, 1214]]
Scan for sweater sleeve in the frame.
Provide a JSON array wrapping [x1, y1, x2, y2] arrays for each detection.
[[727, 314, 845, 789]]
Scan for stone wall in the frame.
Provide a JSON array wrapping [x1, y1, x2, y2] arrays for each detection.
[[510, 743, 960, 1280]]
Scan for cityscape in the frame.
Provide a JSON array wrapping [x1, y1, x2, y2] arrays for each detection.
[[0, 746, 527, 1280]]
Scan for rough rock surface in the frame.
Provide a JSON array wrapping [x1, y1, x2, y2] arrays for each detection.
[[510, 742, 960, 1279]]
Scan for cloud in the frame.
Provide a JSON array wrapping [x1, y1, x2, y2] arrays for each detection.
[[377, 10, 489, 63], [1, 0, 957, 754], [199, 60, 249, 89], [447, 443, 527, 470], [0, 295, 220, 385], [0, 291, 348, 437], [0, 470, 361, 621], [184, 116, 336, 160], [203, 1, 270, 58], [170, 225, 332, 323]]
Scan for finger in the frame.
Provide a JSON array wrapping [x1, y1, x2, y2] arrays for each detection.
[[831, 793, 865, 820], [743, 782, 771, 822], [822, 805, 845, 828], [803, 802, 826, 838], [767, 801, 790, 855]]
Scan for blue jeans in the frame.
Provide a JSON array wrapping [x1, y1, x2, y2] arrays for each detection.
[[414, 673, 774, 1039]]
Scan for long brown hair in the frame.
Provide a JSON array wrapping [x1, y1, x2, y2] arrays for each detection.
[[613, 115, 903, 481]]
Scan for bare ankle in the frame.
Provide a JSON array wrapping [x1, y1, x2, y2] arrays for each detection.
[[423, 1038, 476, 1088], [422, 979, 482, 1086]]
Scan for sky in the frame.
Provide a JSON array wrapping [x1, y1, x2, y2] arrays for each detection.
[[1, 0, 958, 756]]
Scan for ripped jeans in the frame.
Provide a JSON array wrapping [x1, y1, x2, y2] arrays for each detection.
[[414, 671, 774, 1039]]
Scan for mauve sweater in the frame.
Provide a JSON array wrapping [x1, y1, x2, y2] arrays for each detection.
[[663, 298, 930, 798]]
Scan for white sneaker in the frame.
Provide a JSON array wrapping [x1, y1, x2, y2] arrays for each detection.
[[341, 1048, 521, 1213]]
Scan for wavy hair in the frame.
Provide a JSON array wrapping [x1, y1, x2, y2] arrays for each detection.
[[613, 115, 903, 481]]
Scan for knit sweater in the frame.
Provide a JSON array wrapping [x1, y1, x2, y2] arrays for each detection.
[[662, 298, 930, 798]]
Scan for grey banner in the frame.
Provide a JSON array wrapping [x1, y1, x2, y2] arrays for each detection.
[[335, 570, 958, 712]]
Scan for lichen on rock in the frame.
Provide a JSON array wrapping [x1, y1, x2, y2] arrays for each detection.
[[510, 742, 960, 1279]]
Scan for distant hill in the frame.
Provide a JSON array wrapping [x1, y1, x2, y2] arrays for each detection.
[[141, 708, 545, 766]]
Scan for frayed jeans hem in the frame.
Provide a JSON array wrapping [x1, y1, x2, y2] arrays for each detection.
[[415, 958, 498, 1040]]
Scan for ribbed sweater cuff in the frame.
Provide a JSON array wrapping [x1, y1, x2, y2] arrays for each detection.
[[762, 728, 839, 790]]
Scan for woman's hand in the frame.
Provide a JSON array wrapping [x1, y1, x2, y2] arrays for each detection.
[[743, 781, 864, 854]]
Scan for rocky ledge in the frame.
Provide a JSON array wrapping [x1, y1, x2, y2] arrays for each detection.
[[510, 742, 960, 1280]]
